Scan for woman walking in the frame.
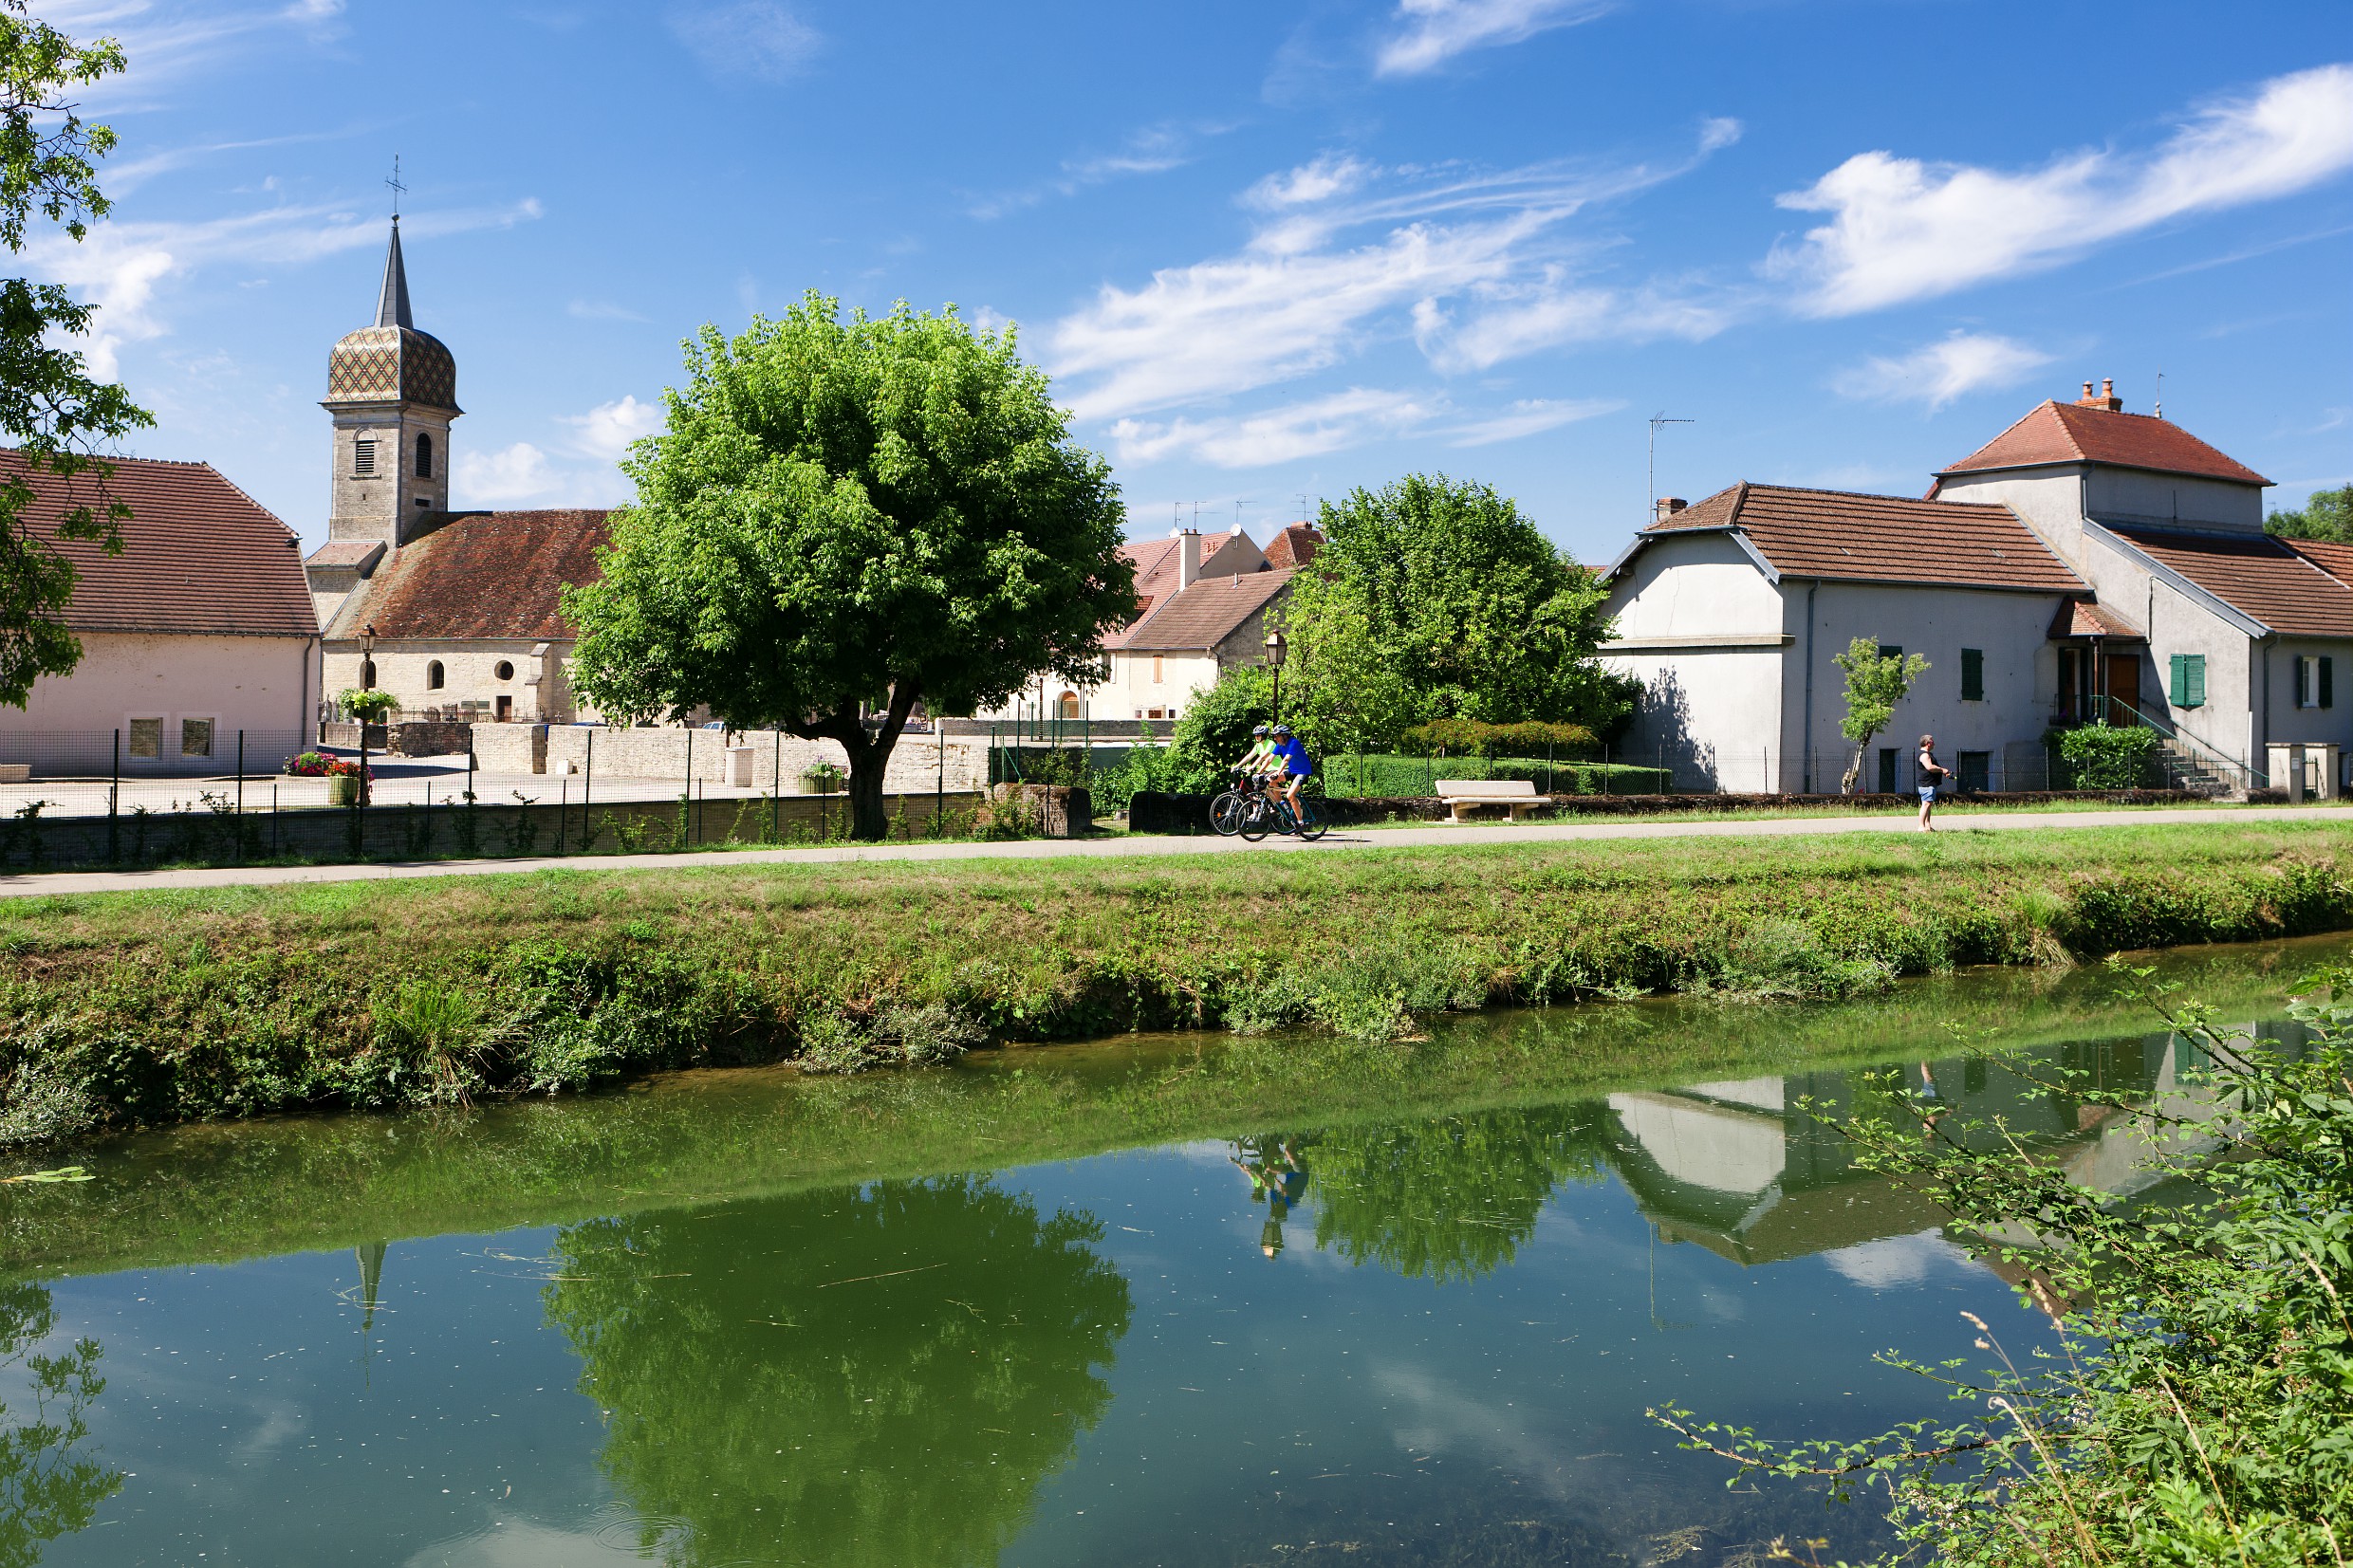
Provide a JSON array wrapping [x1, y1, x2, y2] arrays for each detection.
[[1915, 733, 1951, 831]]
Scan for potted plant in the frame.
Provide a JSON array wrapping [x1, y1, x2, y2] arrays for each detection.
[[799, 761, 845, 795], [286, 750, 368, 805], [339, 687, 399, 748]]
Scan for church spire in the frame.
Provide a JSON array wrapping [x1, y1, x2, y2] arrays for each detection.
[[374, 219, 413, 330]]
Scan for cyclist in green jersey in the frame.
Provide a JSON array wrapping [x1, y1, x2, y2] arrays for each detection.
[[1240, 724, 1278, 782]]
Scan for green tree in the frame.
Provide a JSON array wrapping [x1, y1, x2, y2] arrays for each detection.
[[1834, 637, 1929, 794], [0, 1280, 122, 1568], [1161, 662, 1272, 792], [2265, 483, 2353, 544], [563, 294, 1136, 839], [542, 1176, 1131, 1568], [0, 6, 153, 709], [1279, 473, 1636, 753]]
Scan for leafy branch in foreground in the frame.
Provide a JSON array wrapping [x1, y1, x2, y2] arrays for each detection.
[[1654, 960, 2353, 1567]]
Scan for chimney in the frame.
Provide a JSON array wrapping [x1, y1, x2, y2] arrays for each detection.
[[1177, 528, 1202, 591], [1654, 497, 1687, 526], [2076, 378, 2123, 413]]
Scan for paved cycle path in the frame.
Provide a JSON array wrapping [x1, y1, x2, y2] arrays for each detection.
[[0, 804, 2344, 901]]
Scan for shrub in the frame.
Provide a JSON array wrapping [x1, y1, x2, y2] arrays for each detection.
[[1321, 754, 1670, 797], [2054, 722, 2161, 789], [1398, 719, 1595, 758]]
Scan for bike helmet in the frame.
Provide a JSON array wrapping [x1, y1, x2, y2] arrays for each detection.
[[1272, 724, 1293, 737], [1251, 724, 1270, 738]]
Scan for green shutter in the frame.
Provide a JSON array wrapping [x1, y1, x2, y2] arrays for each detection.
[[2323, 656, 2335, 710], [1960, 648, 1984, 702], [1878, 644, 1901, 661], [2169, 654, 2188, 706], [2186, 655, 2206, 709]]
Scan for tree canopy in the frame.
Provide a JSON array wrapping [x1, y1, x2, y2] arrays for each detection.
[[2266, 483, 2353, 544], [564, 293, 1135, 839], [1277, 474, 1635, 755], [0, 4, 153, 709]]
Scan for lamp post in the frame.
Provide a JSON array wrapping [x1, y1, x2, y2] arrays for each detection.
[[357, 622, 377, 807], [1264, 629, 1288, 724]]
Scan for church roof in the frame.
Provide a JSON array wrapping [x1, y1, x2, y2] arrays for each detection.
[[0, 451, 317, 637], [1937, 399, 2270, 487], [327, 509, 612, 641], [324, 221, 458, 411]]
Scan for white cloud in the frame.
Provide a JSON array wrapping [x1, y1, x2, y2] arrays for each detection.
[[1820, 1228, 1970, 1290], [1051, 132, 1732, 420], [457, 442, 565, 507], [1243, 154, 1377, 211], [1444, 396, 1620, 446], [1110, 388, 1433, 468], [1771, 65, 2353, 316], [1375, 0, 1615, 78], [561, 395, 664, 461], [969, 123, 1213, 220], [667, 0, 819, 82], [567, 298, 646, 323], [1831, 331, 2055, 411]]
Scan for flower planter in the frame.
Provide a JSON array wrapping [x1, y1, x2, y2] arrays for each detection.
[[326, 774, 361, 806], [799, 771, 843, 795]]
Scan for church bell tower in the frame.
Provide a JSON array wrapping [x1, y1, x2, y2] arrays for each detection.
[[323, 215, 461, 545]]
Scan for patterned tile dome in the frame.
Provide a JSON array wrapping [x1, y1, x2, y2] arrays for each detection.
[[325, 324, 458, 411]]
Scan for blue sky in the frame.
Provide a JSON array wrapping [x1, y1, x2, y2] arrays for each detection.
[[31, 0, 2353, 563]]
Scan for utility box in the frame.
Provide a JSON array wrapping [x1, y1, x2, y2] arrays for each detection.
[[725, 746, 755, 787]]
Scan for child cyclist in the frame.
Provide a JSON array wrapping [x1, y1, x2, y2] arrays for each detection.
[[1238, 724, 1279, 789]]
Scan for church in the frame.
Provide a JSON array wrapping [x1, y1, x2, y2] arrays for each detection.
[[305, 220, 614, 725]]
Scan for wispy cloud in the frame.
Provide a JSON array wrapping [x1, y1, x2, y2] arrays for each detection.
[[1444, 395, 1619, 445], [1830, 331, 2054, 411], [1106, 388, 1618, 468], [667, 0, 819, 83], [1375, 0, 1616, 78], [567, 298, 647, 323], [1770, 65, 2353, 316], [27, 197, 542, 377], [39, 1, 349, 108], [969, 122, 1218, 220], [1050, 126, 1737, 421]]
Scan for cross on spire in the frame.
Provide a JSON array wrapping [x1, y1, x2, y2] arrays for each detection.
[[386, 154, 405, 223]]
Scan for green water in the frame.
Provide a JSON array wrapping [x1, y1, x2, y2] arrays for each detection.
[[0, 934, 2342, 1566]]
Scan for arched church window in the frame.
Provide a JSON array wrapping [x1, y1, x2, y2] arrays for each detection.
[[353, 437, 377, 476], [426, 660, 445, 691], [416, 432, 434, 479]]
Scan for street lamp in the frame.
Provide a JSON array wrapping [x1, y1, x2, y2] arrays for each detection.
[[1264, 629, 1288, 724], [356, 622, 378, 807]]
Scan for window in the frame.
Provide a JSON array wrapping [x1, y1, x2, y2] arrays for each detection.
[[1878, 644, 1902, 660], [127, 717, 161, 759], [415, 432, 434, 479], [1959, 648, 1984, 702], [353, 436, 376, 476], [1877, 747, 1898, 795], [494, 659, 515, 681], [426, 660, 445, 691], [180, 718, 213, 758], [1058, 691, 1080, 720], [2294, 655, 2334, 710], [2169, 654, 2206, 709]]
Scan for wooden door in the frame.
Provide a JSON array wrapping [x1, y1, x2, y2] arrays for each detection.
[[2105, 654, 2140, 723]]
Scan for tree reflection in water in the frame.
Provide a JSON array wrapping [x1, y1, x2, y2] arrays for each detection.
[[542, 1175, 1130, 1568], [0, 1282, 120, 1568], [1293, 1108, 1613, 1283]]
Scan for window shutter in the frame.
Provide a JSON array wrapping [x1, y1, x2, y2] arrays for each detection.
[[1877, 644, 1901, 661], [1960, 648, 1984, 702], [2186, 655, 2206, 709], [2323, 656, 2335, 710], [2169, 654, 2188, 706]]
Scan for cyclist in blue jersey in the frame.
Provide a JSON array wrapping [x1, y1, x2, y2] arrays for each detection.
[[1270, 725, 1312, 820]]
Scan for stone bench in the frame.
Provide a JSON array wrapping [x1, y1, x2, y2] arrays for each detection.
[[1433, 778, 1556, 822]]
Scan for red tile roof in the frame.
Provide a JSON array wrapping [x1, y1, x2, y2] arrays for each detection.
[[1119, 568, 1295, 652], [332, 509, 612, 641], [2048, 599, 2141, 639], [1938, 401, 2270, 486], [1641, 482, 2084, 594], [1262, 523, 1324, 571], [2288, 536, 2353, 590], [0, 451, 317, 637], [2106, 525, 2353, 637]]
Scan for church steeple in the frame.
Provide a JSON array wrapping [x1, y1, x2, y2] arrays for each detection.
[[374, 219, 414, 330]]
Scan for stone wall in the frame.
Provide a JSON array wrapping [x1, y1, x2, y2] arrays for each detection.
[[469, 724, 988, 794]]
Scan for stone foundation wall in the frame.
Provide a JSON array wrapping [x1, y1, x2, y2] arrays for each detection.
[[467, 724, 987, 793]]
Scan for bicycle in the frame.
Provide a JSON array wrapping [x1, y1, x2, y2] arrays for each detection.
[[1237, 785, 1326, 842], [1209, 768, 1262, 836]]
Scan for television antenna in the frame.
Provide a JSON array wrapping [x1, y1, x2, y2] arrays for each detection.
[[1648, 412, 1694, 520]]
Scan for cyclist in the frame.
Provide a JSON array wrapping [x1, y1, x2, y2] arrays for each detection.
[[1270, 724, 1313, 821], [1240, 723, 1278, 779]]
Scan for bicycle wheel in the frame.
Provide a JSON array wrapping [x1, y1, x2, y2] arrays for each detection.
[[1295, 798, 1328, 841], [1237, 797, 1272, 841], [1209, 789, 1245, 836]]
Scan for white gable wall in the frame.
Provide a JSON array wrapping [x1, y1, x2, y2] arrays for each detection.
[[1602, 532, 1788, 790]]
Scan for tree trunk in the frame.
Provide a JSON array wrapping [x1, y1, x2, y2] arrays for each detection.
[[1840, 744, 1866, 795], [800, 681, 922, 841]]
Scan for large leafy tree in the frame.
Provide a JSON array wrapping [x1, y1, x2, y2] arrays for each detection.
[[2266, 483, 2352, 544], [1279, 473, 1636, 754], [565, 294, 1135, 839], [0, 4, 153, 708]]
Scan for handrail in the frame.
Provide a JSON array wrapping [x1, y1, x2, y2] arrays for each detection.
[[2095, 698, 2264, 790]]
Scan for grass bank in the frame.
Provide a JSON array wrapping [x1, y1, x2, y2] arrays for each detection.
[[5, 935, 2335, 1279], [1, 820, 2349, 1146]]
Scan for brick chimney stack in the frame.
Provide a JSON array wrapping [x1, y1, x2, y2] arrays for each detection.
[[2076, 378, 2123, 413], [1177, 528, 1202, 591], [1654, 497, 1687, 526]]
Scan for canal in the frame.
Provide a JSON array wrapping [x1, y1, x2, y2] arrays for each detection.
[[1, 934, 2341, 1566]]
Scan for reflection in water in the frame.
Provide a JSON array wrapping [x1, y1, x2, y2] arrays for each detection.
[[0, 1282, 120, 1568], [1231, 1135, 1311, 1256], [542, 1175, 1131, 1568], [1303, 1107, 1610, 1282]]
